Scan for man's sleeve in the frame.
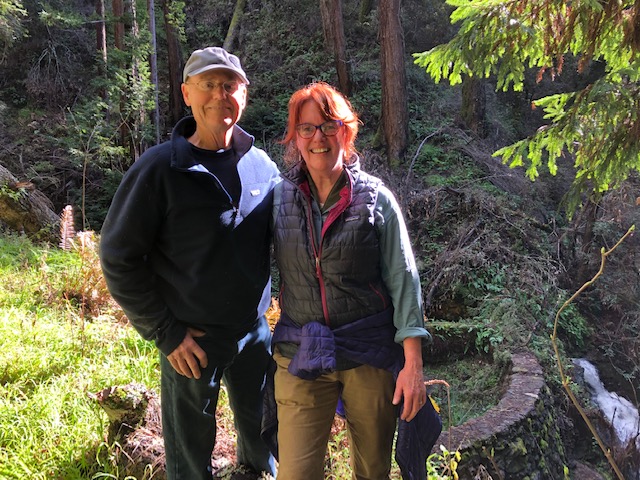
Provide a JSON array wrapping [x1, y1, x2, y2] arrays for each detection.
[[99, 161, 185, 355]]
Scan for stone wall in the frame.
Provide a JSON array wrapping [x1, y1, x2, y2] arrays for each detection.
[[432, 351, 568, 479]]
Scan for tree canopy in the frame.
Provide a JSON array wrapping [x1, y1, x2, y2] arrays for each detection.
[[414, 0, 640, 214]]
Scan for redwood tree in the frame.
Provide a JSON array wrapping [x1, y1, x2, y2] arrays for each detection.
[[379, 0, 408, 165], [162, 0, 185, 128], [319, 0, 352, 95]]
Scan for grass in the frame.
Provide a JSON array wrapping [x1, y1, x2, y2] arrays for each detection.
[[427, 355, 506, 427], [0, 308, 160, 478], [0, 234, 160, 479]]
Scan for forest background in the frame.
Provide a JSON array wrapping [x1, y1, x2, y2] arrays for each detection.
[[0, 0, 639, 478]]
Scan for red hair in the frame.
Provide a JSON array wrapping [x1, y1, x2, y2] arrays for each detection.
[[282, 82, 359, 165]]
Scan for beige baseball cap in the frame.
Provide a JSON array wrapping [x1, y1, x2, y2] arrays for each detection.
[[182, 47, 249, 84]]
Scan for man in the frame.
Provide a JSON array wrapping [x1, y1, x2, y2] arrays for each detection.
[[99, 46, 279, 479]]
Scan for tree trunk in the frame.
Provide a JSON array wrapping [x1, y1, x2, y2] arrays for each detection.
[[112, 0, 129, 152], [162, 0, 185, 128], [95, 0, 109, 115], [113, 0, 125, 50], [95, 0, 107, 73], [148, 0, 160, 144], [461, 75, 487, 138], [319, 0, 352, 96], [129, 0, 144, 160], [379, 0, 408, 165], [0, 164, 59, 241], [223, 0, 246, 52]]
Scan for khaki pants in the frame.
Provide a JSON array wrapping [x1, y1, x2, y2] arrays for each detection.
[[274, 351, 397, 480]]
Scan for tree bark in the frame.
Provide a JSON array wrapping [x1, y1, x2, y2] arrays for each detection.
[[223, 0, 246, 52], [95, 0, 109, 114], [113, 0, 125, 51], [95, 0, 107, 72], [319, 0, 352, 95], [162, 0, 185, 128], [129, 0, 144, 160], [0, 164, 59, 241], [379, 0, 408, 165], [112, 0, 129, 152], [461, 75, 487, 138], [148, 0, 160, 144]]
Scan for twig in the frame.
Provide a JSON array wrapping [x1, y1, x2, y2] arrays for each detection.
[[552, 225, 635, 480], [405, 128, 444, 182]]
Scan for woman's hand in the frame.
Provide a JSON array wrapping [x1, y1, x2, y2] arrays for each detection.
[[393, 337, 426, 422]]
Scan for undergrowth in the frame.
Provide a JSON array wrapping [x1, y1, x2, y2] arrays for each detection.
[[427, 355, 506, 427]]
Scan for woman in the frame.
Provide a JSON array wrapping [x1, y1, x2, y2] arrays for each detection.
[[270, 82, 440, 480]]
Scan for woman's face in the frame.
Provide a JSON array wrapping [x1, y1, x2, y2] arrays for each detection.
[[295, 100, 345, 177]]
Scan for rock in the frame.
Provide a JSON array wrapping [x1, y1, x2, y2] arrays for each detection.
[[90, 383, 165, 479]]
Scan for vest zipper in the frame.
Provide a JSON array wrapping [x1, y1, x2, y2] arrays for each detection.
[[305, 198, 331, 325], [290, 173, 352, 327]]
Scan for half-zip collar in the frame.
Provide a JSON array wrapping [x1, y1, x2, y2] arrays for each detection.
[[170, 115, 253, 171]]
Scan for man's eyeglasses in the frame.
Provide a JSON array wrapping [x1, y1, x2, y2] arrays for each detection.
[[186, 80, 241, 94], [296, 120, 344, 139]]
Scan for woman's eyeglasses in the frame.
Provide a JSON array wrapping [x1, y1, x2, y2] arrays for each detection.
[[296, 120, 343, 139]]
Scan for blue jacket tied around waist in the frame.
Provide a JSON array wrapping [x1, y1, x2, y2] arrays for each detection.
[[261, 308, 442, 480]]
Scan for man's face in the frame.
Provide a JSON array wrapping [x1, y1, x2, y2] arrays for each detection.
[[181, 70, 247, 133]]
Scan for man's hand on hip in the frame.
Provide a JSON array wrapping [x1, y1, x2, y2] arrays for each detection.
[[167, 328, 208, 379]]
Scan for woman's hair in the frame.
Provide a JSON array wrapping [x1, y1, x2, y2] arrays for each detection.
[[281, 81, 359, 165]]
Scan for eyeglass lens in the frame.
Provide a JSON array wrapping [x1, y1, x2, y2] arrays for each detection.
[[296, 121, 342, 138], [190, 81, 239, 94]]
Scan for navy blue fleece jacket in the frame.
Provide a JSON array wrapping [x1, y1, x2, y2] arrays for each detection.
[[100, 116, 280, 356]]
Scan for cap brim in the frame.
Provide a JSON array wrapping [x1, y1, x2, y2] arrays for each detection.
[[185, 65, 249, 85]]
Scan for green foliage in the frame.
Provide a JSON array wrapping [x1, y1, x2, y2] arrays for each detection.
[[550, 301, 591, 350], [427, 446, 461, 480], [414, 0, 640, 215], [0, 235, 159, 478], [428, 354, 506, 426], [164, 0, 186, 42], [0, 183, 25, 201], [0, 234, 39, 271], [474, 324, 504, 353], [496, 78, 640, 214], [38, 3, 85, 28], [0, 0, 27, 61]]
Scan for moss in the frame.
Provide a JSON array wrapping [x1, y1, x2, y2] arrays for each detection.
[[538, 457, 547, 470], [509, 437, 528, 456]]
